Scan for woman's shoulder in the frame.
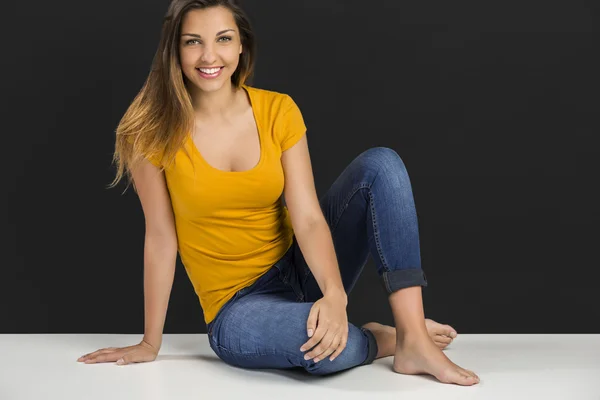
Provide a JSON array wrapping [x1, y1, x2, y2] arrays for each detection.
[[243, 84, 295, 109]]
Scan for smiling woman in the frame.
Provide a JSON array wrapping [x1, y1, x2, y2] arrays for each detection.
[[97, 0, 480, 387], [108, 0, 256, 186], [180, 17, 240, 83]]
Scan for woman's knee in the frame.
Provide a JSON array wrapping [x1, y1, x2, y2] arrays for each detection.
[[212, 297, 374, 375], [302, 324, 374, 376], [355, 147, 408, 180]]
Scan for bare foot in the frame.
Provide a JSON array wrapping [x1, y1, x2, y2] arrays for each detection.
[[362, 322, 396, 359], [393, 333, 480, 386], [362, 318, 457, 358]]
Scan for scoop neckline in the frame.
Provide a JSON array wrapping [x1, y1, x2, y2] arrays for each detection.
[[187, 84, 264, 175]]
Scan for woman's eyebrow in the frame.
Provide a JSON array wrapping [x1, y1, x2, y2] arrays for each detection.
[[181, 29, 235, 38]]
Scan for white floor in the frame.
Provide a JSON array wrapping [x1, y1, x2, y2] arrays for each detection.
[[1, 334, 599, 400]]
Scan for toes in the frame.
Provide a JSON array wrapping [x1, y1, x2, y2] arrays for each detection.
[[441, 370, 475, 385], [457, 372, 478, 385], [465, 369, 480, 381], [435, 335, 452, 344], [444, 325, 457, 338], [428, 320, 457, 338], [460, 369, 480, 384], [434, 341, 448, 349], [441, 368, 480, 386]]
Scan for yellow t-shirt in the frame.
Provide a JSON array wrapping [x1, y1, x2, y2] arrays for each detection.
[[134, 84, 307, 324]]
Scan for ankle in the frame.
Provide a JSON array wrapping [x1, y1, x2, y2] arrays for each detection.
[[396, 328, 429, 346]]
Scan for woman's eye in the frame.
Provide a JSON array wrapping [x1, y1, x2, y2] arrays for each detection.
[[185, 37, 231, 45]]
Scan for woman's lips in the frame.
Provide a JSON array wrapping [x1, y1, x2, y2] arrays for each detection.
[[196, 67, 224, 79]]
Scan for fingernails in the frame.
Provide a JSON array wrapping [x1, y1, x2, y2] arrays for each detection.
[[307, 329, 313, 337], [116, 358, 125, 365], [450, 331, 457, 338]]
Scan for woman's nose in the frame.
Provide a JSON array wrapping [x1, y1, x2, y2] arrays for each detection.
[[201, 45, 217, 64]]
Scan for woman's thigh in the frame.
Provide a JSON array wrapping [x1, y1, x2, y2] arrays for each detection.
[[208, 289, 375, 375]]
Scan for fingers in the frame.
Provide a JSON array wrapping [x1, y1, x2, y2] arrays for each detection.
[[91, 351, 126, 364], [305, 305, 319, 339], [301, 327, 347, 363], [116, 352, 136, 365], [80, 349, 125, 364], [311, 333, 339, 362], [78, 342, 158, 366], [300, 319, 326, 353], [299, 300, 349, 363], [319, 334, 342, 362], [329, 334, 348, 362], [78, 345, 135, 364], [300, 326, 327, 358], [78, 348, 116, 363]]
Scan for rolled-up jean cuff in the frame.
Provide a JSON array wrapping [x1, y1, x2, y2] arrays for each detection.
[[381, 268, 428, 293], [359, 327, 378, 366]]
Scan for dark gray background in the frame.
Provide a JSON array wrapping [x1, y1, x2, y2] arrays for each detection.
[[2, 0, 599, 334]]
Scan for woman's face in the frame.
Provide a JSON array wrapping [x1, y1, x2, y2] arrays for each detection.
[[179, 6, 243, 92]]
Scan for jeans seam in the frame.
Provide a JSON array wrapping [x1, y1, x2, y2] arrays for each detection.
[[366, 171, 392, 274], [330, 183, 370, 234], [280, 266, 304, 302], [302, 174, 381, 284], [277, 249, 304, 301]]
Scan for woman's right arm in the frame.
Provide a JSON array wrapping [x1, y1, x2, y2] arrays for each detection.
[[132, 158, 178, 351], [77, 159, 177, 365]]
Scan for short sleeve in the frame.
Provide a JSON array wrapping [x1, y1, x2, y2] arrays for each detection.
[[145, 153, 163, 168], [125, 135, 162, 168], [279, 95, 307, 152]]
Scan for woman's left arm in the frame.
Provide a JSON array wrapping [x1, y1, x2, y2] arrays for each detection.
[[281, 135, 349, 362]]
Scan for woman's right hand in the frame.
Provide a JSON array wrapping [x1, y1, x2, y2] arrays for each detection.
[[77, 339, 159, 365]]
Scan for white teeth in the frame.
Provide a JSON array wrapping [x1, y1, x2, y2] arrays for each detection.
[[198, 67, 221, 74]]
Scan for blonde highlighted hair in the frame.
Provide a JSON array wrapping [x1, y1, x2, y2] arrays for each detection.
[[107, 0, 256, 193]]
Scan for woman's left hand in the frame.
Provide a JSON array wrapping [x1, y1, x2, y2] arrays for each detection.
[[299, 291, 348, 362]]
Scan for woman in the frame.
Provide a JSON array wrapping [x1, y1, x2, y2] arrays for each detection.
[[80, 0, 479, 386]]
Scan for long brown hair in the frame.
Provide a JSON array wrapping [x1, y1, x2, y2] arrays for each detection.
[[107, 0, 256, 193]]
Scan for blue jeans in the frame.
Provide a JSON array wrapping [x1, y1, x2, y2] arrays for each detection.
[[207, 147, 428, 376]]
